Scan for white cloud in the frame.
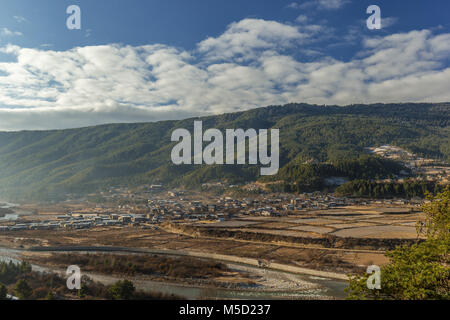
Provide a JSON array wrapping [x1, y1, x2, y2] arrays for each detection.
[[318, 0, 350, 9], [13, 16, 27, 23], [340, 17, 399, 46], [382, 17, 398, 29], [286, 2, 303, 10], [288, 0, 350, 10], [198, 18, 332, 62], [198, 19, 308, 62], [1, 27, 22, 37], [0, 18, 449, 131], [296, 15, 309, 24]]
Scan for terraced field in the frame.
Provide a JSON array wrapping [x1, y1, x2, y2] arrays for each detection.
[[194, 206, 423, 241]]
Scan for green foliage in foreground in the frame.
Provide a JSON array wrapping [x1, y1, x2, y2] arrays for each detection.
[[347, 239, 449, 299], [0, 283, 7, 300], [346, 186, 450, 300], [0, 261, 32, 285], [108, 280, 136, 300], [14, 279, 33, 300], [0, 261, 182, 300]]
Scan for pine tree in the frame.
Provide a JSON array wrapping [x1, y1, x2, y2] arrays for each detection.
[[346, 186, 450, 300]]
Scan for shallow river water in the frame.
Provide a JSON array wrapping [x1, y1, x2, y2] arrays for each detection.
[[0, 247, 348, 300]]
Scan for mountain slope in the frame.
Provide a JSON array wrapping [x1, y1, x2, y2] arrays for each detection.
[[0, 103, 448, 201]]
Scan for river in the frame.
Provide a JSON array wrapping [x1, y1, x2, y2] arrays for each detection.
[[0, 247, 348, 300]]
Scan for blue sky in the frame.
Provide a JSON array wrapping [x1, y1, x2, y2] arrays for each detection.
[[0, 0, 449, 130], [2, 1, 448, 58]]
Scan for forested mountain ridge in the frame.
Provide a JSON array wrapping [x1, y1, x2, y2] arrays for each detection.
[[0, 102, 448, 201]]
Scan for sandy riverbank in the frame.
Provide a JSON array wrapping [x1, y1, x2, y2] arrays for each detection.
[[1, 246, 347, 299]]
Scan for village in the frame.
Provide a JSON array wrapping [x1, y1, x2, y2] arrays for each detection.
[[1, 144, 446, 234], [0, 185, 422, 233]]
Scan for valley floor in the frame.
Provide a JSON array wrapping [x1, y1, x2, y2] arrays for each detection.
[[0, 202, 426, 299]]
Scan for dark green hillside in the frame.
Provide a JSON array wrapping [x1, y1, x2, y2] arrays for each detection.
[[261, 156, 411, 193], [0, 103, 448, 201], [336, 179, 444, 199]]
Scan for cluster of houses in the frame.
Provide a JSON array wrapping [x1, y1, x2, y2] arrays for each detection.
[[147, 193, 358, 220], [0, 187, 426, 232], [367, 145, 450, 184], [0, 212, 159, 232]]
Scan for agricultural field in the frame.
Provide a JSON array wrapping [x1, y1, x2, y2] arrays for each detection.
[[191, 206, 423, 241]]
